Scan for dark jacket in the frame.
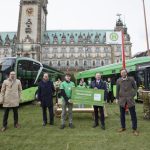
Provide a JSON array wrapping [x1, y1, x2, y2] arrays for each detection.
[[38, 80, 55, 107], [90, 79, 107, 101], [116, 77, 137, 108]]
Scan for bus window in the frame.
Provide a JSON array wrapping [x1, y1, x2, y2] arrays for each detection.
[[17, 60, 41, 89]]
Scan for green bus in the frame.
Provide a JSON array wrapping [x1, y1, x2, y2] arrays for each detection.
[[76, 56, 150, 100], [0, 57, 64, 103]]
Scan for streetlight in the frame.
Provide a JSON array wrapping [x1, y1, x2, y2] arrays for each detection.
[[142, 0, 150, 55]]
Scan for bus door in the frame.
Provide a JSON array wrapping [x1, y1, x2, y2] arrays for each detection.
[[145, 67, 150, 90], [137, 70, 146, 89]]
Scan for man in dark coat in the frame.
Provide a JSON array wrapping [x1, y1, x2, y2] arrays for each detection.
[[116, 69, 139, 136], [38, 73, 55, 126], [91, 73, 107, 130]]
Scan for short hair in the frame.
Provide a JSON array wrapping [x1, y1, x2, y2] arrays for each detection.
[[95, 72, 101, 76], [43, 73, 49, 76], [65, 73, 71, 77], [120, 68, 128, 73], [9, 71, 16, 75]]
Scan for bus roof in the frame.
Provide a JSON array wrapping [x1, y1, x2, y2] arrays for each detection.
[[76, 56, 150, 79], [16, 57, 64, 76], [1, 57, 64, 76]]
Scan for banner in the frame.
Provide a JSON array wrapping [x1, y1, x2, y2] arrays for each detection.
[[71, 87, 104, 106], [106, 31, 122, 44]]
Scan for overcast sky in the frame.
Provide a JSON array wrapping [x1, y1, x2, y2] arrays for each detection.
[[0, 0, 150, 55]]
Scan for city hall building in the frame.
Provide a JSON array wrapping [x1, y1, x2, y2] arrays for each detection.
[[0, 0, 132, 71]]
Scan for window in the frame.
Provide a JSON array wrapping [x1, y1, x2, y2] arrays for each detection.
[[96, 60, 100, 66], [116, 45, 121, 52], [101, 60, 104, 66], [53, 47, 57, 53], [96, 48, 99, 53], [17, 60, 40, 71], [61, 47, 66, 53]]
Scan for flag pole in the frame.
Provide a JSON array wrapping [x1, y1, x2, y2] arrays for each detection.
[[121, 30, 126, 69]]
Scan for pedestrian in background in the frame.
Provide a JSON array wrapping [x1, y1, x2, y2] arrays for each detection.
[[77, 78, 86, 108]]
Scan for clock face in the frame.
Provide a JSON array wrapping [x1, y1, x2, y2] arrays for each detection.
[[26, 7, 34, 16]]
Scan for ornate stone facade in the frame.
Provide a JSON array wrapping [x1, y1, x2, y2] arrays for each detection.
[[0, 0, 132, 71]]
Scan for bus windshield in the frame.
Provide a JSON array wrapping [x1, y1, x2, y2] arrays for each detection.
[[0, 58, 16, 84], [0, 58, 16, 71], [16, 59, 42, 89]]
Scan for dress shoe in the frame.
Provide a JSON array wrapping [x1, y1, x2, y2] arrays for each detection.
[[42, 122, 47, 126], [92, 123, 99, 128], [69, 123, 74, 129], [101, 125, 105, 130], [14, 124, 21, 128], [118, 128, 126, 132], [1, 127, 7, 132], [60, 124, 65, 129], [133, 130, 139, 136]]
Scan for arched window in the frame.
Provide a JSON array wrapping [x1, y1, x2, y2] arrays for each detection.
[[67, 61, 69, 66], [49, 61, 52, 66], [58, 61, 60, 66], [93, 61, 95, 66], [101, 60, 104, 66], [75, 61, 78, 66], [84, 61, 87, 66]]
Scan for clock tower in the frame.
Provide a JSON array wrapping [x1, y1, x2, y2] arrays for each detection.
[[17, 0, 48, 61]]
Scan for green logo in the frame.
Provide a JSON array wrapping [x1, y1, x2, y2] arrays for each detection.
[[110, 33, 119, 41]]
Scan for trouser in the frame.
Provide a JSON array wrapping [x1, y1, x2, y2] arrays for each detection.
[[61, 101, 73, 125], [107, 91, 113, 103], [93, 105, 105, 126], [120, 105, 137, 130], [3, 107, 18, 127], [42, 106, 54, 124]]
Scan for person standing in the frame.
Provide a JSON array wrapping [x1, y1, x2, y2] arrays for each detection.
[[91, 73, 107, 130], [38, 73, 55, 126], [0, 71, 22, 132], [54, 77, 62, 104], [60, 73, 75, 129], [116, 69, 139, 136], [77, 78, 86, 108], [107, 78, 114, 103]]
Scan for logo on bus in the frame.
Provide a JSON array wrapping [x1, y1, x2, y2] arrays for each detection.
[[110, 33, 119, 41]]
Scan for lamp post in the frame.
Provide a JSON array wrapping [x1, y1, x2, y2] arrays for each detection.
[[142, 0, 150, 55]]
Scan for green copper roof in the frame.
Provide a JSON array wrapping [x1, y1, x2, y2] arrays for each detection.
[[0, 32, 16, 40], [0, 32, 16, 45], [44, 29, 113, 45]]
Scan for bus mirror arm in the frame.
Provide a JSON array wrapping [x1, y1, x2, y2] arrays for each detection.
[[34, 66, 43, 84]]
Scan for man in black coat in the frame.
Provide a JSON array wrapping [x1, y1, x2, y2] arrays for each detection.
[[91, 73, 107, 130], [38, 73, 55, 126]]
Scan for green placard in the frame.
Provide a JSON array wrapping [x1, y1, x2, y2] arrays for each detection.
[[71, 87, 105, 106]]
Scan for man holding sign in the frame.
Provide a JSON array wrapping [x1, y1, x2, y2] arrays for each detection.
[[91, 73, 107, 130], [60, 73, 75, 129]]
